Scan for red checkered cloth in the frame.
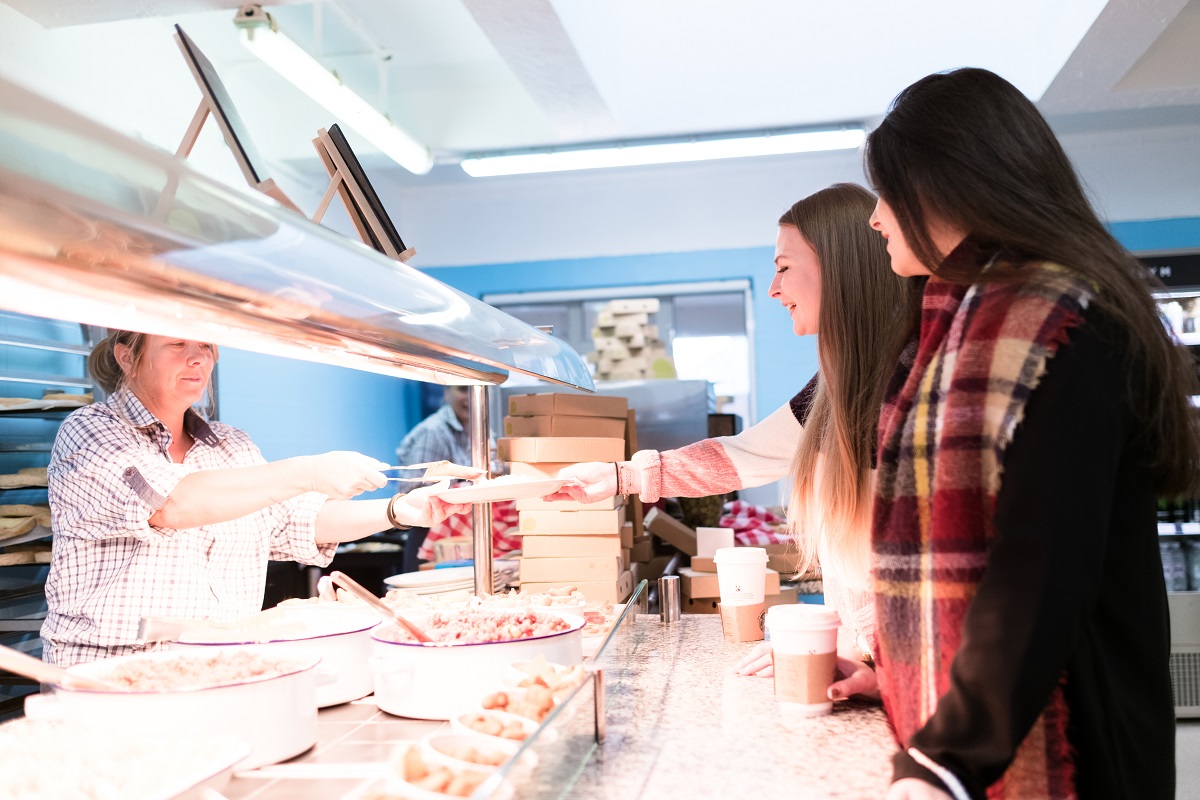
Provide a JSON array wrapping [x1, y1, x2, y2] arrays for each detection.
[[719, 500, 792, 546], [418, 499, 522, 562]]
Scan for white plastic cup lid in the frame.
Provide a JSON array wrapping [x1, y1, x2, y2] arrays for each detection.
[[712, 546, 768, 565], [765, 604, 840, 632]]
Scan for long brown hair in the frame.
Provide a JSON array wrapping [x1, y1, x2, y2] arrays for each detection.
[[865, 67, 1200, 494], [783, 184, 918, 582]]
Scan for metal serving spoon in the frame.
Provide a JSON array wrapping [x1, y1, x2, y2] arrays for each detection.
[[328, 571, 432, 643]]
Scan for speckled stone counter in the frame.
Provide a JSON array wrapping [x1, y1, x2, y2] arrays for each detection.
[[224, 614, 895, 799], [524, 613, 895, 800]]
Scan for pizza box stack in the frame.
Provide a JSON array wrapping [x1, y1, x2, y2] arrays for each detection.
[[500, 392, 634, 603], [588, 298, 676, 381]]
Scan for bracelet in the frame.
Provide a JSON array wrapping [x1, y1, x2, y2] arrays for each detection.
[[614, 463, 625, 499], [386, 493, 413, 531]]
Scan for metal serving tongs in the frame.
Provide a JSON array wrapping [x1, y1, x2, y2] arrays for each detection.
[[383, 461, 487, 481], [0, 642, 127, 691], [328, 570, 432, 643]]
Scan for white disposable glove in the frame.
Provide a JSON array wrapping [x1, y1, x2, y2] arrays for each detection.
[[305, 451, 389, 500], [392, 482, 472, 527], [543, 461, 623, 504]]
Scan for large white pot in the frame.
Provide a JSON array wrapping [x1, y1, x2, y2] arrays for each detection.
[[171, 608, 378, 707], [24, 647, 321, 770], [371, 610, 584, 721]]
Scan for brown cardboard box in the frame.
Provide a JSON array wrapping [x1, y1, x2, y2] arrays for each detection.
[[644, 507, 697, 556], [606, 298, 660, 315], [625, 409, 639, 459], [678, 566, 780, 599], [620, 522, 634, 548], [520, 556, 621, 583], [628, 496, 644, 540], [500, 437, 625, 464], [508, 393, 628, 419], [621, 548, 631, 571], [509, 462, 571, 478], [632, 555, 674, 587], [503, 414, 627, 439], [690, 556, 717, 573], [630, 539, 653, 562], [516, 493, 622, 512], [519, 507, 625, 535], [520, 534, 622, 558], [522, 569, 633, 603], [683, 584, 797, 614], [765, 542, 803, 575]]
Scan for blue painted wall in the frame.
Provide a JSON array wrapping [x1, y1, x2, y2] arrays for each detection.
[[216, 351, 409, 501]]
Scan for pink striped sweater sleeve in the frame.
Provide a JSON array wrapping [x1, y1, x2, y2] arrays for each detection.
[[630, 402, 805, 503]]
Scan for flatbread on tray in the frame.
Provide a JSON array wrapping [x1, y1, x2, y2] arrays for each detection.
[[0, 517, 37, 541]]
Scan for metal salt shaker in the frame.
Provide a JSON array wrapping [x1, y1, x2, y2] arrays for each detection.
[[659, 575, 681, 624]]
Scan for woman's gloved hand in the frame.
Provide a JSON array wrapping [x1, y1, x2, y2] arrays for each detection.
[[391, 482, 472, 527], [543, 461, 628, 503], [305, 451, 389, 500]]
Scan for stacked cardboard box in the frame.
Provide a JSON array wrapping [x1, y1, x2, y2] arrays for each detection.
[[588, 298, 676, 381], [642, 507, 795, 613], [503, 393, 635, 603]]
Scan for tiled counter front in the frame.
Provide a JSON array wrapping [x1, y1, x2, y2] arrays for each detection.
[[225, 615, 895, 800]]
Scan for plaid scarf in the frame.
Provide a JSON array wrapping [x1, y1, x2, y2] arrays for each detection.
[[873, 254, 1094, 799]]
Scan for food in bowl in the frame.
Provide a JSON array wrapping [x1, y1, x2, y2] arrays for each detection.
[[506, 655, 586, 701], [481, 685, 556, 722], [425, 734, 511, 768], [478, 586, 586, 609], [375, 609, 571, 645], [385, 745, 489, 798], [0, 719, 248, 800], [384, 588, 472, 610], [98, 650, 307, 692], [455, 710, 535, 742]]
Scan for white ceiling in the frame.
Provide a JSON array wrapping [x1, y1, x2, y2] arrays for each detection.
[[1, 0, 1199, 190]]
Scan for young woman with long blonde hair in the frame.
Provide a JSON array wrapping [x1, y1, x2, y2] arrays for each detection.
[[551, 182, 920, 698]]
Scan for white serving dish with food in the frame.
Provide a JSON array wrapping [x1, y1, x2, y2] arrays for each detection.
[[370, 608, 584, 720], [451, 709, 544, 744], [24, 647, 321, 770], [0, 719, 249, 800], [170, 605, 378, 707], [346, 744, 514, 800]]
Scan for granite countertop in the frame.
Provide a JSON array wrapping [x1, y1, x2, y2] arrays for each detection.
[[224, 614, 895, 800]]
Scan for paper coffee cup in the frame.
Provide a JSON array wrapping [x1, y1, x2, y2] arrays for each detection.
[[713, 547, 767, 606], [766, 604, 840, 717]]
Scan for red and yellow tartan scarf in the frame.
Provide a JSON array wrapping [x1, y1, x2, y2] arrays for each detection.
[[872, 256, 1094, 799]]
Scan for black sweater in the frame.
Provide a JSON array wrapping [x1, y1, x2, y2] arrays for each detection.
[[893, 309, 1175, 799]]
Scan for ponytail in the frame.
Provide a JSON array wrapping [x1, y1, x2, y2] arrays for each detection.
[[87, 330, 146, 394]]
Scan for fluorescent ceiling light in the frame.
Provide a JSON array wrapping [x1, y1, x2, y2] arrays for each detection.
[[235, 5, 432, 175], [460, 127, 866, 177]]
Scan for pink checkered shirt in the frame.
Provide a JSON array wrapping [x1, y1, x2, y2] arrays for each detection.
[[42, 386, 333, 666]]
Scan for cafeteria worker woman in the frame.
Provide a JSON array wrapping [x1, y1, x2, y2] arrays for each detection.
[[42, 330, 470, 667]]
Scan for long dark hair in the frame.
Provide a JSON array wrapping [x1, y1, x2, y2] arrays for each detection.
[[865, 67, 1200, 493], [782, 183, 920, 581]]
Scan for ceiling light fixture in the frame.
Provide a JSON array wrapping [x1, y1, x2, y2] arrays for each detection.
[[234, 4, 433, 175], [460, 127, 866, 178]]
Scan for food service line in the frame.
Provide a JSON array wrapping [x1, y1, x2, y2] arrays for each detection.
[[222, 615, 893, 800]]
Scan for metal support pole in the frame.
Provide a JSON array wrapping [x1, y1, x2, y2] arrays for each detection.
[[470, 384, 493, 597], [592, 666, 607, 744]]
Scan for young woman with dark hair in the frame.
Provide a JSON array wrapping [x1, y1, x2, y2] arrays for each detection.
[[864, 67, 1198, 800], [550, 183, 921, 698]]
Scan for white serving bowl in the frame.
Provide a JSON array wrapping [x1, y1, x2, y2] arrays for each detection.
[[370, 610, 583, 720], [421, 732, 536, 780], [24, 647, 321, 770], [172, 607, 378, 707], [450, 709, 546, 745]]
